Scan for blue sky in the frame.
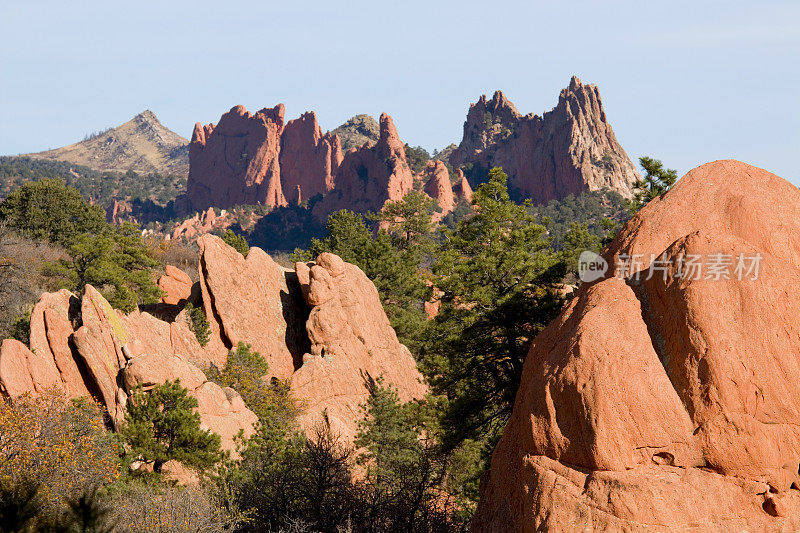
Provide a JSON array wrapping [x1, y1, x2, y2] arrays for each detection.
[[1, 0, 797, 185]]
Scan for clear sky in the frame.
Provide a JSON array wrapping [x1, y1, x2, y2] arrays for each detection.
[[1, 0, 797, 185]]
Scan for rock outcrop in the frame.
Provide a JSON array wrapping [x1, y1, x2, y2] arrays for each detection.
[[186, 105, 287, 211], [313, 113, 415, 221], [451, 77, 640, 203], [0, 283, 255, 450], [472, 160, 800, 531], [26, 110, 189, 175], [158, 265, 193, 305], [196, 234, 309, 376], [185, 105, 342, 212], [280, 112, 343, 204], [0, 236, 428, 448], [423, 160, 455, 220], [292, 253, 427, 439]]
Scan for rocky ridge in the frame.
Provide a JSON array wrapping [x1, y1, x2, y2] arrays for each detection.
[[472, 160, 800, 531]]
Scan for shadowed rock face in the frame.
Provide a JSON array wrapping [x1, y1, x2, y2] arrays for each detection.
[[313, 113, 415, 221], [1, 235, 426, 445], [451, 77, 640, 203], [472, 160, 800, 531]]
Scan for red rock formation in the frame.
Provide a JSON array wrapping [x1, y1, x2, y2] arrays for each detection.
[[158, 265, 193, 305], [451, 77, 640, 204], [187, 104, 286, 211], [292, 253, 427, 439], [186, 105, 343, 212], [452, 168, 473, 204], [1, 235, 427, 448], [314, 113, 414, 221], [196, 234, 309, 376], [106, 199, 136, 225], [280, 112, 343, 204], [472, 160, 800, 531], [423, 160, 455, 220]]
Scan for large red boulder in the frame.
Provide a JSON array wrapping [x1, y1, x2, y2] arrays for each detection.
[[472, 160, 800, 531], [196, 234, 309, 376]]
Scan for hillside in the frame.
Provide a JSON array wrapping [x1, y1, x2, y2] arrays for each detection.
[[0, 156, 186, 207], [25, 110, 189, 175]]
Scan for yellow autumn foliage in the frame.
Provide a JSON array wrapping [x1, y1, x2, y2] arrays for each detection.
[[0, 389, 120, 516]]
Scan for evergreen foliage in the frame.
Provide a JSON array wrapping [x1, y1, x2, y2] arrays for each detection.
[[122, 380, 223, 476], [206, 342, 299, 425], [45, 222, 162, 313], [629, 156, 678, 212], [222, 229, 249, 257], [419, 167, 566, 454], [185, 303, 210, 347], [0, 178, 106, 247]]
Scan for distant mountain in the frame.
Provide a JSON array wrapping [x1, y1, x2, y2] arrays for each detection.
[[25, 110, 189, 175], [331, 114, 380, 152]]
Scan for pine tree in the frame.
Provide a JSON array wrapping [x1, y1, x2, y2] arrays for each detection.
[[420, 167, 565, 451], [222, 229, 249, 257], [122, 380, 223, 475], [629, 156, 678, 213]]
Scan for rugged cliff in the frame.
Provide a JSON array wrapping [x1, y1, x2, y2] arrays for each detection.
[[0, 236, 427, 446], [451, 77, 640, 203]]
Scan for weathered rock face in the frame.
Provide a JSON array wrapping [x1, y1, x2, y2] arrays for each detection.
[[314, 113, 415, 221], [185, 105, 342, 212], [187, 105, 286, 211], [451, 77, 640, 204], [158, 265, 194, 305], [0, 282, 257, 448], [452, 168, 473, 204], [292, 253, 427, 440], [196, 234, 309, 375], [280, 112, 343, 204], [472, 160, 800, 531]]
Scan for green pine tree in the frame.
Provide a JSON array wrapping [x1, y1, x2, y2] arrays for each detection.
[[629, 156, 678, 213], [222, 229, 249, 257], [419, 167, 565, 452], [122, 380, 223, 476], [0, 178, 106, 247]]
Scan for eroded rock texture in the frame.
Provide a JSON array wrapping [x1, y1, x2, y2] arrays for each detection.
[[472, 160, 800, 531], [451, 77, 640, 203]]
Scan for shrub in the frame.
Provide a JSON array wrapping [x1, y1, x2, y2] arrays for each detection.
[[207, 342, 299, 425], [185, 303, 210, 347], [222, 229, 249, 257], [0, 391, 120, 523]]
